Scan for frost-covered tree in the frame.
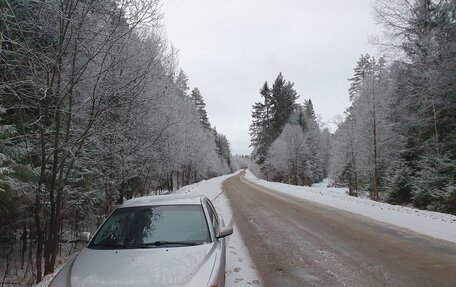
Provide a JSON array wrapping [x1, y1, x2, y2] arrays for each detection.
[[265, 124, 308, 185], [0, 0, 233, 282], [329, 109, 360, 196], [374, 0, 456, 212], [302, 100, 325, 183], [329, 0, 455, 213], [215, 133, 232, 170], [175, 69, 190, 97], [231, 155, 250, 170], [250, 74, 328, 185], [320, 128, 331, 178], [330, 55, 393, 199]]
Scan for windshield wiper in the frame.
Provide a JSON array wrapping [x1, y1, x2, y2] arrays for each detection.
[[89, 243, 127, 249], [127, 241, 201, 248]]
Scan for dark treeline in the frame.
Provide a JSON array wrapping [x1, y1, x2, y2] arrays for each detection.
[[0, 0, 232, 284]]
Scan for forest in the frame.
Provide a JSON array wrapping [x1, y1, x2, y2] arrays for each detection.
[[0, 0, 233, 284], [1, 0, 455, 285], [250, 0, 455, 214]]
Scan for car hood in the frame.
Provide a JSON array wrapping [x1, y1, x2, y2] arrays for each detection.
[[51, 243, 217, 287]]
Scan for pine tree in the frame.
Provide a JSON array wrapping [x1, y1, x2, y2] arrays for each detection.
[[349, 54, 371, 101], [250, 73, 299, 168], [215, 133, 232, 170], [175, 69, 190, 97], [270, 73, 299, 139], [249, 82, 272, 165], [302, 100, 324, 183], [190, 88, 211, 129]]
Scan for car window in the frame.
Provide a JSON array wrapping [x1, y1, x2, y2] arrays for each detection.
[[89, 205, 210, 248]]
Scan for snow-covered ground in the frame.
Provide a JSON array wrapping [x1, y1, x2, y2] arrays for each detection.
[[176, 171, 262, 286], [244, 170, 456, 243]]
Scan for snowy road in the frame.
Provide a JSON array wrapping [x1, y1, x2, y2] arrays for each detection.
[[224, 171, 456, 287]]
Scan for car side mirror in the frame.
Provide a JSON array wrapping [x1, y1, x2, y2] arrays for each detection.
[[216, 226, 233, 239], [79, 232, 91, 243]]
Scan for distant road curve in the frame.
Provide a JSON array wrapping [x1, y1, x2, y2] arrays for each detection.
[[223, 171, 456, 287]]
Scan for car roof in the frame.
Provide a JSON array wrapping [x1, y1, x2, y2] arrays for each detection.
[[120, 194, 206, 208]]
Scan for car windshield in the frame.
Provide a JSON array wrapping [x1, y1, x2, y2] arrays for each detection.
[[89, 205, 210, 249]]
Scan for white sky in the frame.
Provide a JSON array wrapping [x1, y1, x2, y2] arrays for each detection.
[[162, 0, 380, 155]]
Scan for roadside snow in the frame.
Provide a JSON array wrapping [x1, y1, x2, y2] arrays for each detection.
[[176, 171, 263, 286], [244, 170, 456, 243], [311, 178, 348, 195]]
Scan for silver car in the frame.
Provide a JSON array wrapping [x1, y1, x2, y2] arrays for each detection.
[[50, 194, 233, 287]]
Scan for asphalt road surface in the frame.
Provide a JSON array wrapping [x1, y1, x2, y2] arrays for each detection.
[[223, 171, 456, 287]]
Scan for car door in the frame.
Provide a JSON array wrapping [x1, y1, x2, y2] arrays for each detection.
[[205, 198, 227, 286]]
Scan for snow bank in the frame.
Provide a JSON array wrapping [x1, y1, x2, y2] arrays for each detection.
[[244, 170, 456, 243], [176, 171, 262, 286]]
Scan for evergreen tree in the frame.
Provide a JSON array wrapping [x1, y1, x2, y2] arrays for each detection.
[[250, 73, 299, 167], [215, 133, 232, 170], [348, 54, 371, 101], [375, 0, 456, 212], [270, 73, 299, 139], [249, 82, 272, 165], [175, 69, 190, 97], [191, 87, 211, 129], [329, 107, 360, 196], [250, 73, 328, 185], [302, 100, 325, 183], [328, 0, 455, 212]]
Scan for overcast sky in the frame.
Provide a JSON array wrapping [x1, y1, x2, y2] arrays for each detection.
[[162, 0, 380, 155]]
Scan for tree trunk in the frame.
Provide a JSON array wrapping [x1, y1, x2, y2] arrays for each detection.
[[35, 100, 48, 283], [44, 102, 61, 275], [34, 190, 43, 283], [371, 70, 379, 201], [20, 225, 27, 269]]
